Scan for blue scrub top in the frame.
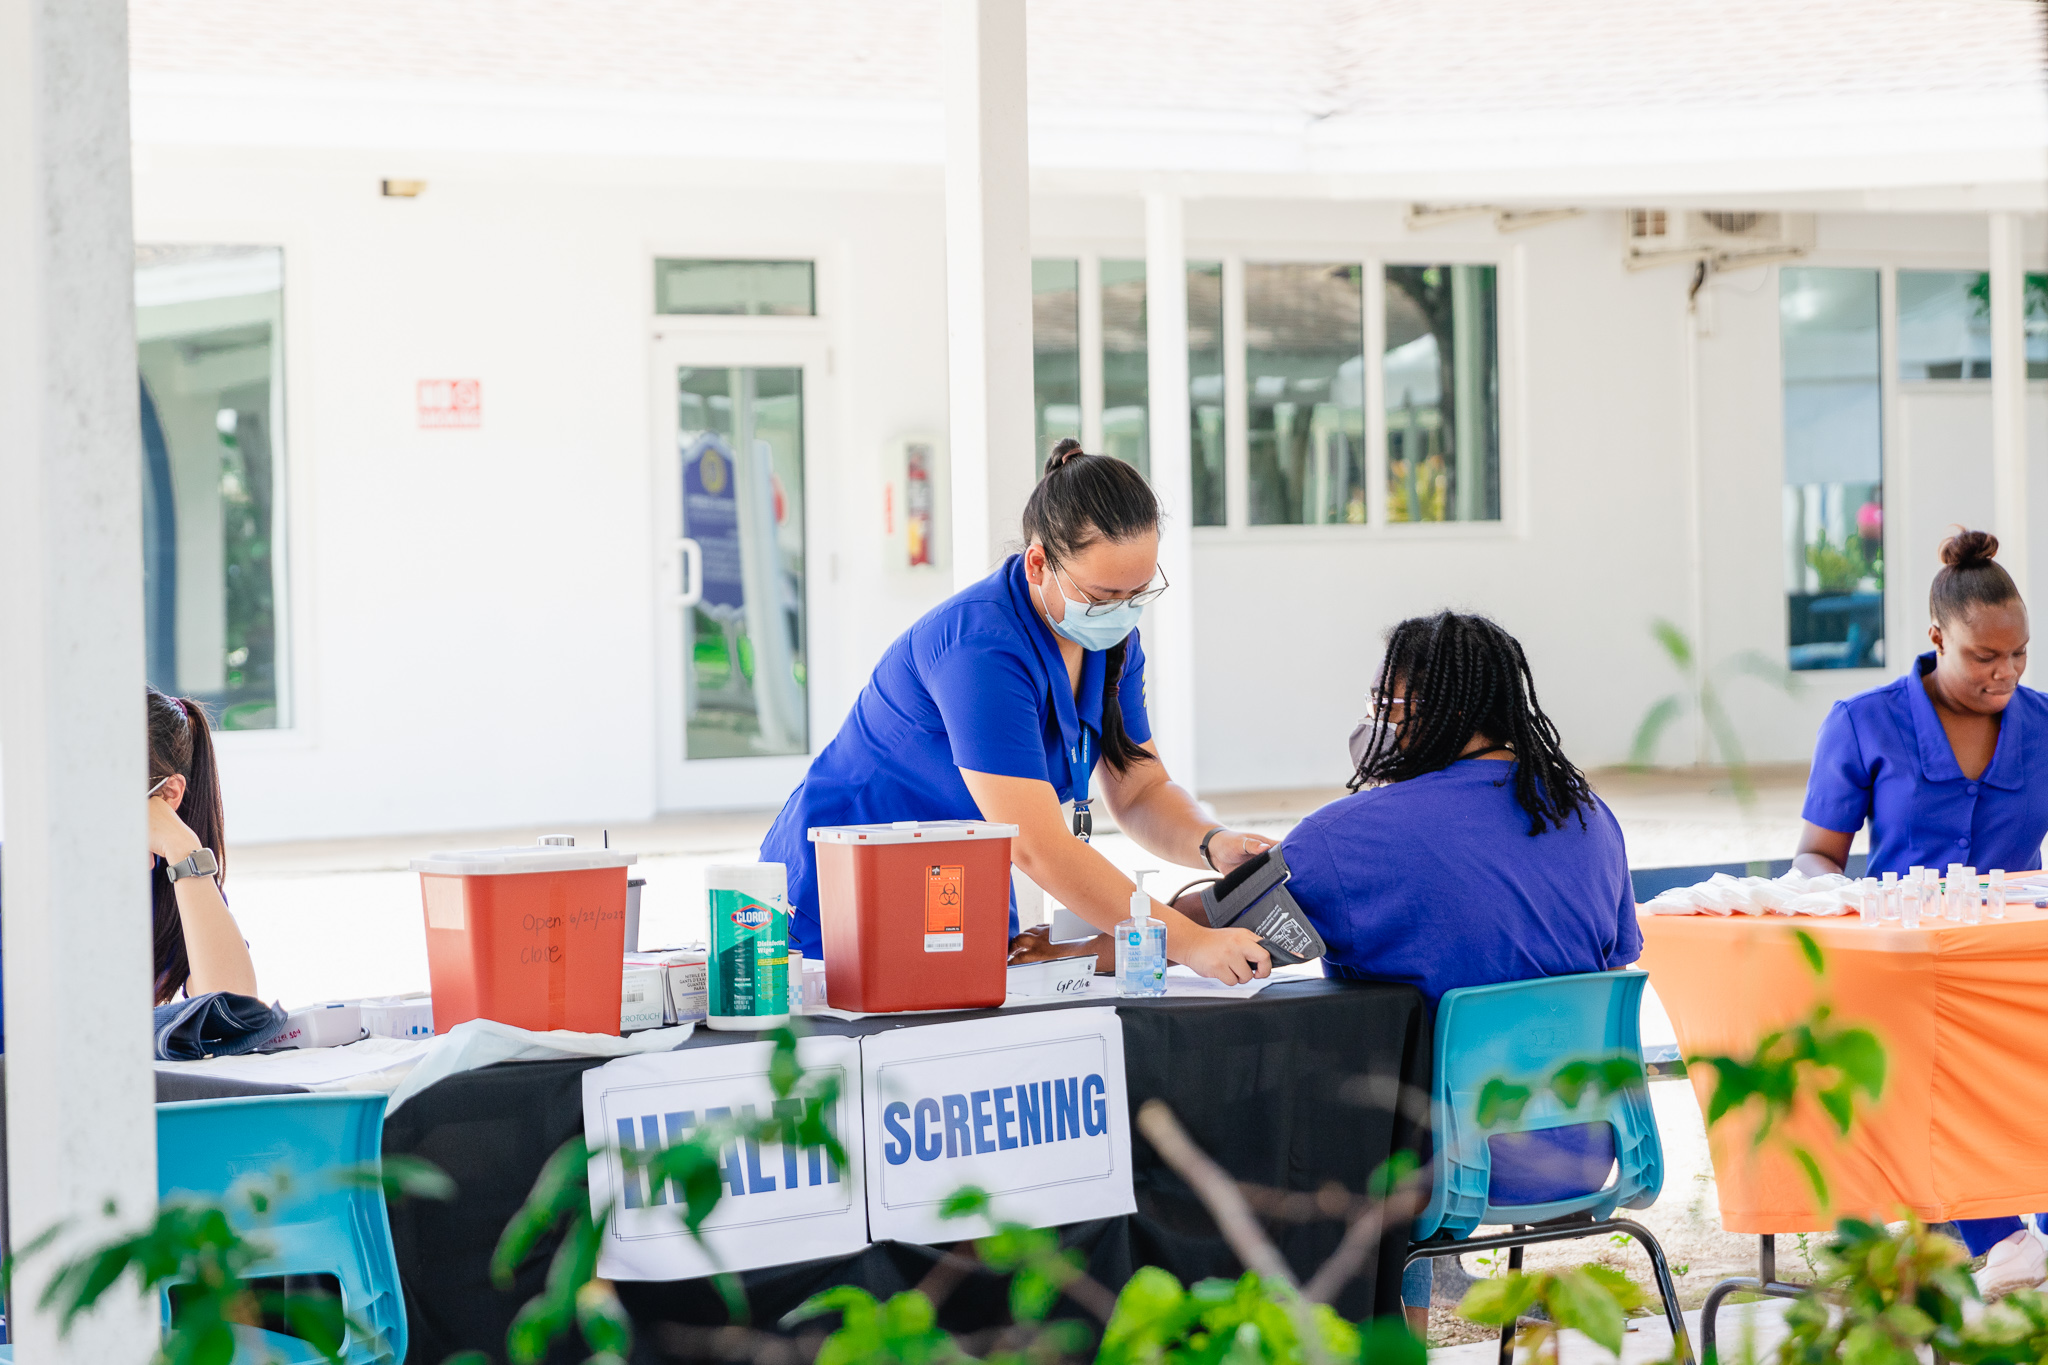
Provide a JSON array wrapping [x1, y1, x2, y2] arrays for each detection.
[[761, 554, 1151, 956], [1280, 759, 1641, 1008], [1803, 651, 2048, 877]]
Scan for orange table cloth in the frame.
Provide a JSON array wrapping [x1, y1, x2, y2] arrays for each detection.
[[1640, 899, 2048, 1233]]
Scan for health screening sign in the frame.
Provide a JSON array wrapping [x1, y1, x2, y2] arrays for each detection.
[[861, 1009, 1135, 1244], [583, 1036, 867, 1280]]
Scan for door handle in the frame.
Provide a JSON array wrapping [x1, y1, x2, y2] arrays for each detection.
[[675, 537, 703, 610]]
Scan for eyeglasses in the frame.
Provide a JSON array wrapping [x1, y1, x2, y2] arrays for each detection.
[[1361, 694, 1420, 722], [148, 776, 171, 798], [1051, 562, 1171, 616]]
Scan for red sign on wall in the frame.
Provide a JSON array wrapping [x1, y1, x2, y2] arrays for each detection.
[[418, 379, 481, 429]]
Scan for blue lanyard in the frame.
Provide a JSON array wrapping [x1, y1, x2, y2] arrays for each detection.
[[1069, 727, 1095, 842]]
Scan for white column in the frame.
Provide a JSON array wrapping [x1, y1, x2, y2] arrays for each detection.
[[1989, 212, 2031, 607], [1144, 193, 1199, 791], [944, 0, 1036, 588], [0, 0, 161, 1358]]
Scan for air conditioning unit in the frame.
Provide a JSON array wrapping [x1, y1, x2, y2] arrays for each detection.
[[1626, 209, 1814, 271]]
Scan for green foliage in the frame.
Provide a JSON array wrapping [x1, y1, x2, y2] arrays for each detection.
[[1684, 938, 1885, 1210], [1804, 531, 1881, 595], [1776, 1217, 1974, 1365], [14, 1158, 453, 1365], [1097, 1268, 1414, 1365], [1477, 1055, 1647, 1131], [490, 1023, 846, 1364], [786, 1287, 967, 1365], [1630, 619, 1802, 807], [1459, 1265, 1647, 1360]]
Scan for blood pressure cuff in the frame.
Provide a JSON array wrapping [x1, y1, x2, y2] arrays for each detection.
[[1198, 846, 1326, 967]]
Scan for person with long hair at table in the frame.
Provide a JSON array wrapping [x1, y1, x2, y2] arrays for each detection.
[[1793, 528, 2046, 1296]]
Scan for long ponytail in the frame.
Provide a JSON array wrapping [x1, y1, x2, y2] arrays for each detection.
[[1023, 438, 1159, 775], [147, 689, 227, 1002]]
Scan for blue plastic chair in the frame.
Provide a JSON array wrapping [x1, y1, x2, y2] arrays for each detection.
[[155, 1093, 406, 1365], [1404, 971, 1691, 1364]]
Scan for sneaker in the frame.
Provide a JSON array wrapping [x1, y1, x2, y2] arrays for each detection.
[[1975, 1228, 2047, 1300]]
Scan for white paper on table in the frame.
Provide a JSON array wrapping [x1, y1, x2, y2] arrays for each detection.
[[385, 1018, 694, 1114], [156, 1037, 433, 1091]]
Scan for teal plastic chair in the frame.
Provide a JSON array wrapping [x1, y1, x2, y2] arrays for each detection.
[[1404, 971, 1690, 1364], [156, 1093, 406, 1365]]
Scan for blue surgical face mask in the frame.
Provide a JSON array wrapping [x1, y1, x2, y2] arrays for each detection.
[[1041, 567, 1144, 652]]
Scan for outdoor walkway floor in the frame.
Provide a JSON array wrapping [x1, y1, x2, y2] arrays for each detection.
[[1428, 1296, 1794, 1364]]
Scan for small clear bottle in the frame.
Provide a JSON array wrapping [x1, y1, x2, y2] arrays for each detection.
[[1900, 877, 1923, 929], [1862, 878, 1882, 924], [1880, 870, 1900, 921], [1961, 866, 1982, 925], [1990, 869, 2008, 921], [1944, 864, 1966, 922], [1115, 869, 1168, 998]]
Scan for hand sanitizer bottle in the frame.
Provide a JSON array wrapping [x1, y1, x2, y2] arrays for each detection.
[[1116, 869, 1168, 998]]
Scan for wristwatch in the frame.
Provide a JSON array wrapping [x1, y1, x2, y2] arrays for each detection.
[[164, 848, 219, 883]]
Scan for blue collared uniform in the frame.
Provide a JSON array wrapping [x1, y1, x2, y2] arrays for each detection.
[[761, 555, 1150, 957], [1802, 651, 2048, 877]]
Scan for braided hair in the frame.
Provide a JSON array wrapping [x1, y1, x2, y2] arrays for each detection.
[[1022, 437, 1159, 774], [1348, 611, 1593, 835]]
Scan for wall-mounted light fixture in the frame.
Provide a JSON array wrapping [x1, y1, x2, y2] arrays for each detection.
[[381, 179, 427, 198]]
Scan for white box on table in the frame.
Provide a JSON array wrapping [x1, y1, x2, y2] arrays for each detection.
[[362, 994, 435, 1039], [267, 1002, 367, 1049], [628, 949, 708, 1025], [621, 964, 667, 1032]]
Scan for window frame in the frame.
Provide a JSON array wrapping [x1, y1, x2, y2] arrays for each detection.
[[1032, 236, 1522, 541], [132, 223, 309, 746]]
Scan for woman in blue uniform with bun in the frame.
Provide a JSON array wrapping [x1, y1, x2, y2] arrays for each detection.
[[759, 439, 1275, 985], [1793, 528, 2048, 1296]]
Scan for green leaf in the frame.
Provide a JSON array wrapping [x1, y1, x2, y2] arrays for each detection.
[[939, 1186, 991, 1220], [1359, 1312, 1431, 1365], [1550, 1059, 1596, 1110], [576, 1279, 635, 1356], [490, 1136, 590, 1289], [1369, 1149, 1420, 1198], [1794, 929, 1826, 976], [1457, 1273, 1541, 1326], [1476, 1079, 1533, 1128], [1792, 1146, 1830, 1210], [1651, 619, 1694, 671], [1549, 1267, 1628, 1356], [1829, 1028, 1888, 1100], [1818, 1082, 1855, 1135], [1628, 694, 1686, 769]]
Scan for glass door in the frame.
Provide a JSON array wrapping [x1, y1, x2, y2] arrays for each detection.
[[651, 335, 825, 808]]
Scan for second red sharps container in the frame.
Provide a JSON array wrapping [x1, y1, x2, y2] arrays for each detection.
[[809, 820, 1018, 1012]]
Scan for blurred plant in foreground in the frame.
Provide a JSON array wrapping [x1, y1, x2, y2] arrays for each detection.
[[1630, 619, 1801, 808]]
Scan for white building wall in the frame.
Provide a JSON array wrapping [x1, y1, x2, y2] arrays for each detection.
[[126, 149, 2043, 839]]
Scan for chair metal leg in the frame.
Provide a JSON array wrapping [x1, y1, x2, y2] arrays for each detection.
[[1700, 1235, 1809, 1365], [1498, 1242, 1523, 1365], [1403, 1215, 1698, 1365]]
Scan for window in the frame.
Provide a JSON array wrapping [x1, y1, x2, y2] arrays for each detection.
[[1100, 259, 1149, 478], [136, 245, 288, 730], [1897, 269, 2048, 381], [1246, 264, 1364, 525], [655, 259, 814, 316], [1385, 265, 1500, 522], [1189, 263, 1225, 526], [1031, 260, 1082, 472], [1781, 267, 1884, 671]]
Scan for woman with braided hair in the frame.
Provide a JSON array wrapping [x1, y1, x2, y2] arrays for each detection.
[[1276, 610, 1639, 1329], [759, 438, 1274, 984]]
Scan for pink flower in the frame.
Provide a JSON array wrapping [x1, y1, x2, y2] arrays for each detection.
[[1857, 502, 1883, 540]]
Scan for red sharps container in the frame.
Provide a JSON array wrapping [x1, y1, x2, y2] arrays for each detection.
[[808, 820, 1017, 1012]]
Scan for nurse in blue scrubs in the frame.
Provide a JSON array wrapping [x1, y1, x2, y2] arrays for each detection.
[[759, 440, 1275, 985], [1793, 528, 2047, 1296]]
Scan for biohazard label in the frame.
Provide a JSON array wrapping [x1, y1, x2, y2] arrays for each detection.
[[924, 864, 965, 952]]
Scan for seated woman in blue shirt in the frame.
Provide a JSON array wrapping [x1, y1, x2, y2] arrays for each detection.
[[1793, 529, 2045, 1296], [1281, 612, 1641, 1329]]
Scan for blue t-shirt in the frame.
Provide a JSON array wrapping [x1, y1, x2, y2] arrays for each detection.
[[1802, 652, 2048, 878], [1281, 759, 1641, 1206], [1281, 760, 1641, 1007], [760, 555, 1150, 956]]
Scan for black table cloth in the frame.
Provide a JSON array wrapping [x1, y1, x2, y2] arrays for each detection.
[[380, 979, 1429, 1364]]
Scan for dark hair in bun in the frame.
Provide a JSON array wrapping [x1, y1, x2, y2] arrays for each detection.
[[1021, 438, 1161, 775], [1931, 527, 2021, 625]]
